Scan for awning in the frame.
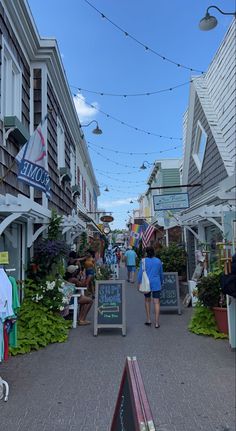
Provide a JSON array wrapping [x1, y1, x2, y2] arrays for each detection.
[[77, 210, 103, 235], [0, 193, 51, 247]]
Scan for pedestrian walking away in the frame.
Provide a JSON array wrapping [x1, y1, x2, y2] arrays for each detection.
[[138, 246, 163, 328], [124, 246, 137, 283]]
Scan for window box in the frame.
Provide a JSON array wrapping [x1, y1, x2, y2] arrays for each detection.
[[4, 116, 30, 146], [71, 184, 81, 197], [59, 167, 72, 183]]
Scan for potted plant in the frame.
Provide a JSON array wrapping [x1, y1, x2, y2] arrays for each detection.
[[197, 271, 228, 334]]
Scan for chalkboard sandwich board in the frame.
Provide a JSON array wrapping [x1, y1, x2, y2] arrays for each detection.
[[160, 272, 181, 315], [110, 357, 156, 431], [94, 280, 126, 336]]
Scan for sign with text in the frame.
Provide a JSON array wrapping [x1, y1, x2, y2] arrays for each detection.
[[110, 357, 156, 431], [160, 272, 181, 314], [0, 252, 9, 265], [153, 193, 189, 211], [94, 280, 126, 336], [100, 215, 114, 223]]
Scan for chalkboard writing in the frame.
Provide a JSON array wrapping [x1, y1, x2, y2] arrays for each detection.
[[111, 372, 135, 431], [110, 357, 156, 431], [94, 280, 126, 336], [98, 283, 122, 324], [160, 272, 181, 314]]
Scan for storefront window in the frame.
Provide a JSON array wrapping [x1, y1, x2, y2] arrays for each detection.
[[205, 225, 223, 271], [0, 222, 25, 282]]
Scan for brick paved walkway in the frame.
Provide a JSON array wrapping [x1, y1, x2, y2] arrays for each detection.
[[0, 267, 235, 430]]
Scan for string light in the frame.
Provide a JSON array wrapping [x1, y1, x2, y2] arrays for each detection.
[[70, 80, 192, 98], [99, 182, 142, 194], [83, 0, 205, 74], [97, 171, 145, 184], [88, 145, 142, 169], [99, 182, 143, 190], [88, 140, 182, 155], [96, 168, 138, 175], [74, 93, 182, 140]]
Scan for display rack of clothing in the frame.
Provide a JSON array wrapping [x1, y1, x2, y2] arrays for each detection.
[[0, 267, 20, 402]]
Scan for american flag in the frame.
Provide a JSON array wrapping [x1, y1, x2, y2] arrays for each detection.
[[142, 222, 155, 248]]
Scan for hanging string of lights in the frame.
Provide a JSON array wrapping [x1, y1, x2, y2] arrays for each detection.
[[74, 93, 182, 140], [88, 140, 182, 156], [95, 168, 138, 176], [70, 80, 192, 98], [83, 0, 205, 74], [88, 145, 141, 168], [97, 171, 145, 184], [99, 182, 143, 191]]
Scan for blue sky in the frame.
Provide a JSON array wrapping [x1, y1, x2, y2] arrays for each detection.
[[28, 0, 235, 229]]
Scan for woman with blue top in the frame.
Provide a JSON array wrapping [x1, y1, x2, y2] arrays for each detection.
[[138, 246, 163, 328]]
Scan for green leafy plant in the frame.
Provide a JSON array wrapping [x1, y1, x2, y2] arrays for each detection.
[[157, 244, 187, 275], [197, 270, 226, 307], [78, 231, 89, 255], [23, 277, 68, 312], [10, 300, 71, 355], [95, 265, 112, 280], [27, 212, 69, 281], [47, 209, 63, 240], [188, 303, 228, 339]]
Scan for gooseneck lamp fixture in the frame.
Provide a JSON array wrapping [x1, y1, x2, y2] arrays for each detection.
[[199, 6, 236, 31], [80, 120, 103, 135], [139, 161, 154, 170]]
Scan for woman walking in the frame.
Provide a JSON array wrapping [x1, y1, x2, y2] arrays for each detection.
[[138, 246, 163, 328]]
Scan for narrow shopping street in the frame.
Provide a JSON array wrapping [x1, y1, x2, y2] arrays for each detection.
[[0, 267, 235, 431]]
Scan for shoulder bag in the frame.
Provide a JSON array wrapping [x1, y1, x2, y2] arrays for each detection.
[[139, 259, 151, 293]]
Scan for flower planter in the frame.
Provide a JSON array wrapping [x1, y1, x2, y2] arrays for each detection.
[[212, 307, 228, 334]]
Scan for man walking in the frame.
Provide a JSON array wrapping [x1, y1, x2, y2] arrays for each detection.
[[124, 246, 137, 284]]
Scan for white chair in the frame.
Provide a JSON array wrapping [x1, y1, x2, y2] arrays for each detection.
[[69, 287, 87, 328]]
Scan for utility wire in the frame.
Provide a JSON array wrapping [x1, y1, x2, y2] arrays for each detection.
[[83, 0, 205, 74], [74, 93, 182, 140], [70, 80, 192, 98]]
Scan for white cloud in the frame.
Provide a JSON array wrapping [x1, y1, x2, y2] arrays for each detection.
[[100, 197, 137, 208], [73, 92, 99, 123]]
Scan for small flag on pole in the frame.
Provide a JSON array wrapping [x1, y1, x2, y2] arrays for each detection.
[[16, 115, 50, 198], [142, 221, 155, 248], [129, 224, 143, 248]]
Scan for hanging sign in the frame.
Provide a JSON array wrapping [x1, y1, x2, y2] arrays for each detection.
[[94, 280, 126, 336], [110, 357, 156, 431], [153, 193, 189, 211], [100, 215, 114, 223], [0, 251, 9, 265]]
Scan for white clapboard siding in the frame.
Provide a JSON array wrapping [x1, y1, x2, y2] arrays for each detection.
[[191, 21, 236, 176], [205, 21, 236, 166]]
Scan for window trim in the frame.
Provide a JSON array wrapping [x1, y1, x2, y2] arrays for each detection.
[[70, 147, 76, 186], [192, 120, 208, 173], [57, 117, 65, 168], [1, 39, 22, 120]]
